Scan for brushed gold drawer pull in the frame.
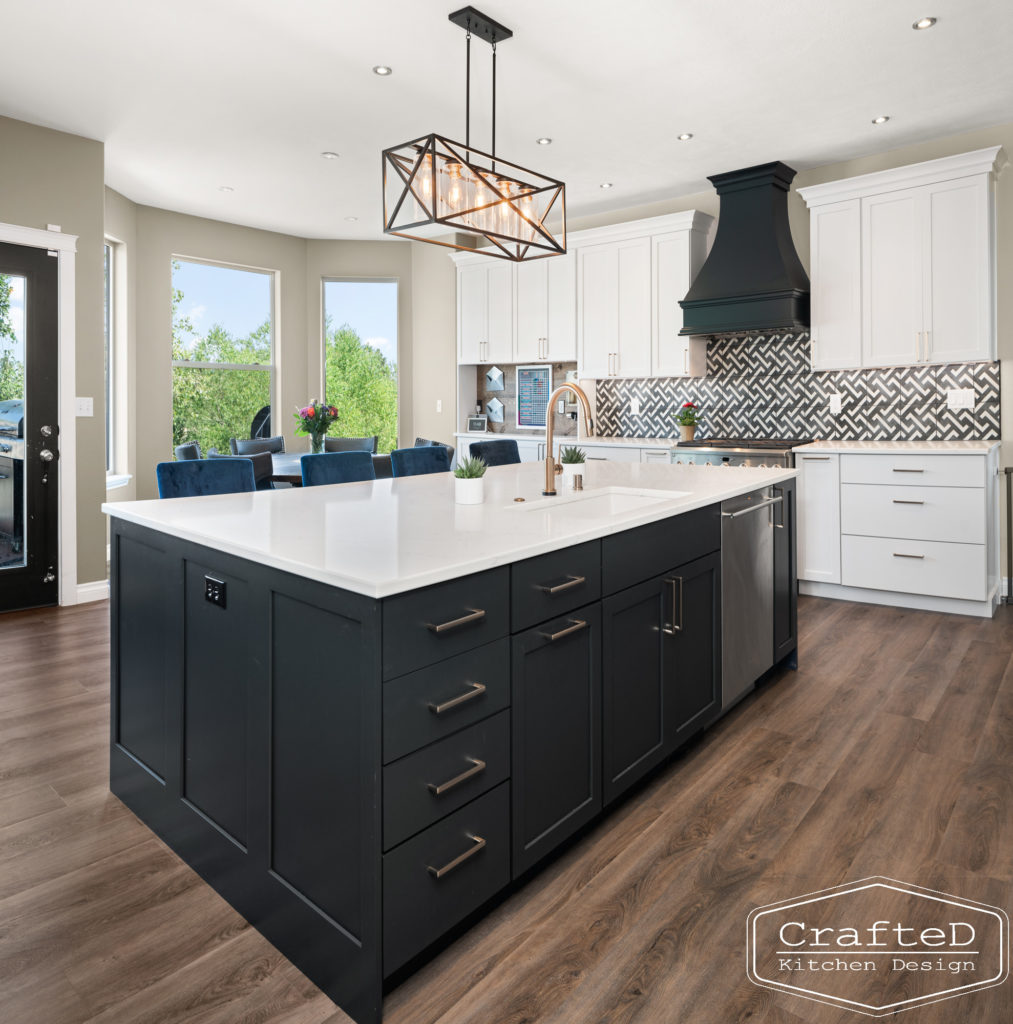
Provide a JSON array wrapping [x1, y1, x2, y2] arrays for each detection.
[[427, 608, 485, 634], [893, 552, 925, 559], [427, 834, 486, 879], [892, 499, 925, 505], [428, 682, 487, 715], [892, 468, 925, 473], [536, 574, 586, 595], [539, 618, 588, 642], [427, 757, 486, 796]]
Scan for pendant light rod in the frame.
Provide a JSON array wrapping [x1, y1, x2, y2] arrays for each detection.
[[491, 42, 496, 164], [465, 27, 471, 150]]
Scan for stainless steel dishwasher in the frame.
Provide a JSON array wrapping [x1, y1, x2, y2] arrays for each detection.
[[720, 487, 781, 710]]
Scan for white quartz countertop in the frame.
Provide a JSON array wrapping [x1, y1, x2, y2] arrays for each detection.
[[793, 439, 1000, 455], [455, 432, 676, 448], [103, 461, 795, 599]]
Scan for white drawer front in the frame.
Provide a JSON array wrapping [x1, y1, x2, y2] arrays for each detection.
[[841, 484, 985, 545], [841, 535, 986, 601], [840, 453, 985, 488], [583, 445, 642, 463]]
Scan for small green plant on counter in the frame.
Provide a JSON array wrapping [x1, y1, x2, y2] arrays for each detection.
[[560, 446, 586, 464], [454, 456, 487, 479], [674, 401, 700, 426]]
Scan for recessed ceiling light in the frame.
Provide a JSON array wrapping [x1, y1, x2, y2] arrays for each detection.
[[600, 182, 614, 190], [912, 16, 937, 29], [677, 133, 694, 141], [218, 185, 235, 192], [372, 65, 393, 76], [321, 151, 340, 160], [535, 137, 552, 145], [345, 216, 358, 222], [872, 115, 891, 125]]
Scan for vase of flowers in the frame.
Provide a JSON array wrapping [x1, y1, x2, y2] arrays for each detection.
[[674, 401, 700, 442], [294, 400, 339, 454], [454, 456, 487, 504], [559, 446, 586, 488]]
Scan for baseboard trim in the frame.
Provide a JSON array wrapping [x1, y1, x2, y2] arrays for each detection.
[[799, 580, 997, 618], [76, 580, 110, 604]]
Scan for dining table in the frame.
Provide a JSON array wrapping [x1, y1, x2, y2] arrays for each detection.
[[270, 452, 393, 486]]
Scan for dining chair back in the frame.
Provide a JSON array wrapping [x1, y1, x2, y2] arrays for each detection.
[[301, 451, 376, 487], [390, 446, 451, 477], [174, 442, 202, 461], [209, 451, 275, 490], [156, 458, 257, 499], [324, 435, 379, 454], [231, 435, 286, 455], [468, 440, 520, 466]]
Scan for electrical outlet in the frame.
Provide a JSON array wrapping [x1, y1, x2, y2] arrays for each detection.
[[630, 397, 641, 416], [829, 393, 843, 415], [436, 399, 442, 413], [204, 576, 227, 609], [75, 396, 93, 417], [557, 400, 565, 415], [946, 388, 975, 410]]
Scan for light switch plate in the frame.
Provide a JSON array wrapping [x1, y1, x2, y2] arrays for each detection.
[[946, 388, 975, 410], [436, 399, 442, 413], [829, 393, 843, 415], [630, 397, 641, 415], [75, 397, 93, 417]]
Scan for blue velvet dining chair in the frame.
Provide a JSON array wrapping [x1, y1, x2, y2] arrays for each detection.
[[156, 458, 257, 499], [231, 435, 286, 455], [301, 451, 376, 487], [468, 439, 520, 466], [390, 445, 451, 477], [174, 442, 202, 461], [324, 435, 378, 454], [209, 450, 275, 490]]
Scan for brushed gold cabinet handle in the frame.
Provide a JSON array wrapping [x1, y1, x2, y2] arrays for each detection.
[[427, 608, 485, 633], [428, 682, 487, 715], [539, 618, 588, 642], [535, 574, 586, 595], [892, 499, 925, 505], [662, 576, 683, 635], [893, 552, 925, 559], [427, 834, 486, 879], [427, 757, 486, 796]]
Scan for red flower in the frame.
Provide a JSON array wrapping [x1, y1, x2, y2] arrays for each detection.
[[682, 402, 696, 408], [306, 406, 316, 417]]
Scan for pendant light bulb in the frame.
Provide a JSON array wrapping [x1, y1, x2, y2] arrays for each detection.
[[421, 154, 433, 200], [446, 161, 463, 210]]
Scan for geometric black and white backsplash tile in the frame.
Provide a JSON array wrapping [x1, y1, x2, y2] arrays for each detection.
[[596, 332, 1001, 442]]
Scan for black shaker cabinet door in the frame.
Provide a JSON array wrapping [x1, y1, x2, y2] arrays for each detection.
[[511, 603, 601, 877]]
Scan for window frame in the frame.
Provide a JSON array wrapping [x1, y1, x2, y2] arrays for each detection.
[[103, 241, 114, 474]]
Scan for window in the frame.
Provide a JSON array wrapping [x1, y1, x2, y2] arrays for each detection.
[[103, 243, 114, 473], [171, 258, 274, 457], [323, 280, 398, 452]]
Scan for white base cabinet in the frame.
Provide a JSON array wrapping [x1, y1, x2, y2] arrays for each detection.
[[797, 452, 841, 584]]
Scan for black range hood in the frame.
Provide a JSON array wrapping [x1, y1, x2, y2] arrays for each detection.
[[679, 161, 809, 336]]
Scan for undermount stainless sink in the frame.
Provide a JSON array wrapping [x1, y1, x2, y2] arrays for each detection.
[[509, 486, 687, 517]]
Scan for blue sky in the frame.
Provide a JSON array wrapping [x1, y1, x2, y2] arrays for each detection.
[[172, 260, 397, 365]]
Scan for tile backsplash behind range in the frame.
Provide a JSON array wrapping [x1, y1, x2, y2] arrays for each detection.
[[595, 332, 1000, 441]]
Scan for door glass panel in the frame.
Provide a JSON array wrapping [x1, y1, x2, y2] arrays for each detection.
[[0, 273, 26, 569]]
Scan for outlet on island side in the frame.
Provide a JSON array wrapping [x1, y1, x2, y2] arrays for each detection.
[[204, 575, 227, 609]]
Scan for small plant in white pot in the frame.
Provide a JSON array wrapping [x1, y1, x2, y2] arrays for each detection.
[[454, 456, 487, 504], [559, 446, 586, 487]]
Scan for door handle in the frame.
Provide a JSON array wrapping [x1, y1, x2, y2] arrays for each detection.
[[535, 574, 586, 595], [662, 576, 683, 635], [539, 618, 587, 642], [892, 499, 925, 505], [428, 681, 487, 715], [427, 834, 486, 879], [802, 456, 831, 461], [721, 496, 783, 519], [683, 349, 688, 374], [893, 552, 925, 559], [427, 757, 486, 796], [772, 485, 785, 528], [39, 449, 56, 463], [892, 468, 924, 474], [426, 608, 486, 633]]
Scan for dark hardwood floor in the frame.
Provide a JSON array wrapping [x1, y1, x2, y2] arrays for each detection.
[[1, 596, 1010, 1023]]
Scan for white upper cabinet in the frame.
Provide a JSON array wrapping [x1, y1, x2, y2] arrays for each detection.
[[799, 146, 1005, 370], [514, 253, 576, 362], [652, 231, 708, 377], [456, 261, 514, 363]]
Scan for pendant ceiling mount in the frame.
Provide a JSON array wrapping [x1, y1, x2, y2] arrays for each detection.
[[382, 6, 566, 262]]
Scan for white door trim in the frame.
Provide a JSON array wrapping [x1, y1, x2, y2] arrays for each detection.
[[0, 220, 79, 606]]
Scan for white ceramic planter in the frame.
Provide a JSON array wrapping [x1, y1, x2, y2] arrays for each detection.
[[455, 476, 485, 505]]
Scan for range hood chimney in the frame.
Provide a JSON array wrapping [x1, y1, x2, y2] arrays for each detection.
[[679, 161, 809, 335]]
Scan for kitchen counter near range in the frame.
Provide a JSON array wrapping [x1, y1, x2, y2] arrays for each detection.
[[103, 459, 794, 599], [455, 431, 677, 448], [794, 439, 1000, 455]]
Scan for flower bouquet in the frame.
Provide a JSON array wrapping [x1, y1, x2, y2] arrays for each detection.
[[294, 400, 339, 454]]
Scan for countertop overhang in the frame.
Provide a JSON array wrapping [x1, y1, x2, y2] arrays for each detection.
[[103, 462, 796, 598]]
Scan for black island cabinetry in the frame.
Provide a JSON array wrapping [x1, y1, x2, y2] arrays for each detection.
[[109, 484, 796, 1024]]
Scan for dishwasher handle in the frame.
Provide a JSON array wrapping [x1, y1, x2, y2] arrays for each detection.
[[721, 495, 783, 519]]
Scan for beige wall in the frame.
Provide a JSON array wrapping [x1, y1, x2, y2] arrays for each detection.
[[0, 115, 106, 585]]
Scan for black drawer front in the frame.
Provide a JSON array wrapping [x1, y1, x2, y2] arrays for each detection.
[[383, 782, 510, 975], [510, 540, 602, 633], [382, 567, 510, 680], [383, 711, 510, 851], [383, 638, 510, 764], [602, 505, 720, 595]]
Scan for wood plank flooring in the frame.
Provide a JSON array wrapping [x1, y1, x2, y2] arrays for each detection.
[[1, 596, 1010, 1023]]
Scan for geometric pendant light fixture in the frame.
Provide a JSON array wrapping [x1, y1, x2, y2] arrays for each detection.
[[382, 6, 566, 261]]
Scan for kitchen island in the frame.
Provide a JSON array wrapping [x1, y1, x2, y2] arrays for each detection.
[[103, 460, 797, 1024]]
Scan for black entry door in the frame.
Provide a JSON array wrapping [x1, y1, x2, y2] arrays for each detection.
[[0, 241, 59, 612]]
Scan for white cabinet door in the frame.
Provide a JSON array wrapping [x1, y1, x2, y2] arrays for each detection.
[[615, 238, 652, 377], [577, 243, 618, 378], [458, 264, 488, 363], [651, 232, 705, 377], [514, 439, 543, 463], [545, 252, 576, 361], [797, 453, 841, 584], [921, 176, 993, 363], [862, 191, 922, 368], [810, 199, 862, 370], [515, 260, 548, 363], [486, 262, 514, 363]]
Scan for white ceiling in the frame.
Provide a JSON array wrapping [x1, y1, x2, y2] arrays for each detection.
[[2, 0, 1011, 240]]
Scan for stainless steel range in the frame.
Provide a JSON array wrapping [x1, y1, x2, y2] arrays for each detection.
[[670, 437, 811, 469]]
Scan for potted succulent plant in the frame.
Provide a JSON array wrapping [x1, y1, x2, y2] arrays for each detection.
[[559, 445, 586, 487], [674, 401, 700, 442], [454, 455, 487, 504]]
